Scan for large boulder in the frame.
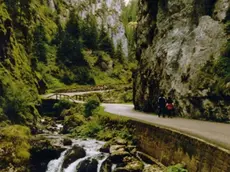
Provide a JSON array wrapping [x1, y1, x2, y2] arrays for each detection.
[[30, 137, 65, 172], [63, 138, 72, 146], [62, 145, 86, 169], [100, 138, 128, 153], [110, 145, 130, 164], [114, 158, 144, 172], [99, 158, 112, 172], [76, 158, 98, 172]]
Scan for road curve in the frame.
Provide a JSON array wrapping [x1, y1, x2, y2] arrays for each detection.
[[103, 103, 230, 151], [43, 92, 230, 151]]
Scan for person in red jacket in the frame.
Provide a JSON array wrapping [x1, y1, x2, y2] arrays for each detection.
[[166, 97, 174, 117]]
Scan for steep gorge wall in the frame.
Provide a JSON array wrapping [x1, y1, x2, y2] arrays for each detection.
[[134, 0, 230, 121], [64, 0, 128, 55]]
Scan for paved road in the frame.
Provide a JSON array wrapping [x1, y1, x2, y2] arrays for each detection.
[[103, 103, 230, 151], [44, 92, 230, 151]]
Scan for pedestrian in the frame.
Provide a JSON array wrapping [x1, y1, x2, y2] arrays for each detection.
[[157, 94, 166, 117], [166, 97, 174, 117]]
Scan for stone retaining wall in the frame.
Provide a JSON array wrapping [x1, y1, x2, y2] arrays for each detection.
[[130, 120, 230, 172]]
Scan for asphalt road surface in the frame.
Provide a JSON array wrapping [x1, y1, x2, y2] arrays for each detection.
[[103, 103, 230, 151]]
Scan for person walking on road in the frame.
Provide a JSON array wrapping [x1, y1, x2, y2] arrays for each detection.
[[158, 94, 166, 117], [166, 97, 174, 117]]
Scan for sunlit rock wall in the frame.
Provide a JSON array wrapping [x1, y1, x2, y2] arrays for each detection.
[[64, 0, 128, 56], [133, 0, 230, 120]]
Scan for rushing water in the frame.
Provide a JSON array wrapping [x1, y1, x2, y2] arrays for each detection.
[[46, 139, 108, 172]]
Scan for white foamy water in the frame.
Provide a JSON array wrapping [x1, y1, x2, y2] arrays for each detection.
[[46, 139, 108, 172]]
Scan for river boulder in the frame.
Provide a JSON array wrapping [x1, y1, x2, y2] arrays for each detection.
[[110, 145, 130, 164], [114, 157, 144, 172], [75, 158, 98, 172], [62, 145, 86, 169], [63, 138, 72, 146], [30, 136, 65, 172], [99, 158, 112, 172]]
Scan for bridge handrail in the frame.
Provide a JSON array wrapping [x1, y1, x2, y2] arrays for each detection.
[[46, 93, 86, 102]]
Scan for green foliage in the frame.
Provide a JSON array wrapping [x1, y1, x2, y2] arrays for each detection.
[[115, 40, 126, 63], [53, 100, 74, 116], [82, 15, 99, 50], [166, 164, 188, 172], [32, 24, 48, 63], [0, 71, 39, 124], [121, 0, 138, 60], [76, 117, 103, 137], [0, 125, 31, 170], [63, 114, 86, 133], [98, 24, 115, 57], [84, 97, 100, 117], [57, 34, 85, 66], [72, 67, 95, 85]]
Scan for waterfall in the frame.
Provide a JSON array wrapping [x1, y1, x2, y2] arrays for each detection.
[[46, 139, 108, 172]]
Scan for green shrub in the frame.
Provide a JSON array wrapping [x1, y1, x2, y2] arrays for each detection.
[[0, 74, 40, 124], [84, 97, 100, 117], [76, 117, 103, 138], [63, 114, 85, 133], [53, 100, 74, 116], [0, 125, 31, 170], [166, 164, 188, 172], [60, 104, 85, 118]]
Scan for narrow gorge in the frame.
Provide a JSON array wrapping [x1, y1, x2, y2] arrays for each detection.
[[0, 0, 230, 172], [133, 0, 230, 121]]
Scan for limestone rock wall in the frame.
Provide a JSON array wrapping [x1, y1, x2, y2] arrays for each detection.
[[64, 0, 128, 55], [134, 0, 230, 121]]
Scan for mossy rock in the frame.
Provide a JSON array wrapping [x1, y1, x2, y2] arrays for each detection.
[[62, 145, 86, 169]]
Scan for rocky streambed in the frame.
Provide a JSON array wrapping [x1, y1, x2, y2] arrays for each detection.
[[45, 137, 165, 172], [31, 117, 165, 172]]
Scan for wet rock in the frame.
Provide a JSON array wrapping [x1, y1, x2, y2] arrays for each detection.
[[76, 158, 98, 172], [115, 138, 127, 145], [110, 145, 130, 164], [99, 158, 112, 172], [63, 138, 72, 146], [110, 151, 130, 164], [114, 168, 129, 172], [110, 145, 126, 153], [100, 142, 111, 153], [100, 138, 128, 153], [62, 145, 86, 169], [30, 137, 65, 172], [122, 157, 144, 172], [127, 146, 137, 155], [143, 165, 164, 172]]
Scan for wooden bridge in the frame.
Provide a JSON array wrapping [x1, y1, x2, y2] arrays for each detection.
[[45, 93, 89, 102]]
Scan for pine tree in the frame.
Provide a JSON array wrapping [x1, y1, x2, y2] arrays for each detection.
[[115, 40, 125, 63], [82, 15, 99, 50], [33, 24, 47, 63], [98, 24, 115, 57]]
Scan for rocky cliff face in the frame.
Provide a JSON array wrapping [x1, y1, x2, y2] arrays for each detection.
[[134, 0, 230, 121], [64, 0, 128, 55]]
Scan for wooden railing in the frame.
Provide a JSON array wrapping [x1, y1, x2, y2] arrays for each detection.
[[46, 93, 89, 102]]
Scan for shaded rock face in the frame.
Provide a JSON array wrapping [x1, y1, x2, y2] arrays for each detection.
[[30, 138, 65, 172], [76, 158, 98, 172], [134, 0, 230, 120], [62, 145, 86, 169]]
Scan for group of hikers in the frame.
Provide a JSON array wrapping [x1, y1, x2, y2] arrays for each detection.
[[157, 94, 174, 118]]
